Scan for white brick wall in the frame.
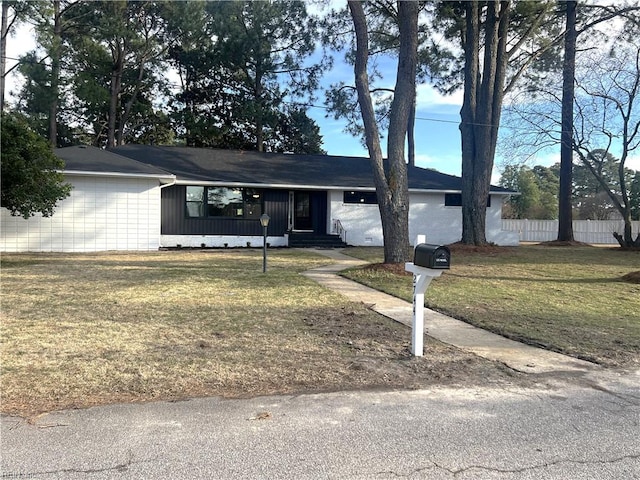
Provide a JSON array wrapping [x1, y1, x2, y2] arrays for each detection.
[[329, 190, 383, 246], [160, 234, 288, 248], [329, 191, 518, 246], [0, 175, 162, 252]]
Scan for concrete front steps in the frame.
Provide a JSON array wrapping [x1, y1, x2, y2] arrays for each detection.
[[289, 233, 347, 248]]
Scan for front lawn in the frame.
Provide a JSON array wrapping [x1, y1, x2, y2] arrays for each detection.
[[343, 244, 640, 367], [0, 249, 516, 418]]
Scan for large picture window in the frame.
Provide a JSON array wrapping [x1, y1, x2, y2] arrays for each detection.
[[186, 187, 263, 218], [207, 187, 243, 217]]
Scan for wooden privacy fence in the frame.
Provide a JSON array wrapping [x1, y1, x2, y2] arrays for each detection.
[[502, 219, 640, 244]]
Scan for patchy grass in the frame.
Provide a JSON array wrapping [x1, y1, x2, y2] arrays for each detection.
[[343, 244, 640, 367], [1, 250, 519, 418]]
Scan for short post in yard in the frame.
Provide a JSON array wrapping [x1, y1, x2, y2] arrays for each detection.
[[260, 213, 270, 273], [404, 235, 450, 356]]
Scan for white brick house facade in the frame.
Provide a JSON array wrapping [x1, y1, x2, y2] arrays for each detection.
[[1, 174, 168, 252]]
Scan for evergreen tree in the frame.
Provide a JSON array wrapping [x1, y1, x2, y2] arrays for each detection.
[[432, 1, 561, 245], [1, 112, 71, 218], [207, 1, 326, 152]]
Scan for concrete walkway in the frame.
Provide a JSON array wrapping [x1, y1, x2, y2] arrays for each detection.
[[301, 248, 599, 375]]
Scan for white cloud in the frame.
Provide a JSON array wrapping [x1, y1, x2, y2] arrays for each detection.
[[414, 152, 439, 167], [4, 23, 37, 101], [416, 83, 462, 110], [625, 155, 640, 172]]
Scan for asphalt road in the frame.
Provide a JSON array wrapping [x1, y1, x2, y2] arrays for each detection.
[[2, 370, 639, 480]]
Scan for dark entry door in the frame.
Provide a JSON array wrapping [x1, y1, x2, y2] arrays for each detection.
[[294, 192, 312, 231]]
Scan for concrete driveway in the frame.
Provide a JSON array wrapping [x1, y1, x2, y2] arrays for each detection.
[[2, 369, 638, 479]]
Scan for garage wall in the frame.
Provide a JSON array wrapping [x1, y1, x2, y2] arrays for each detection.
[[0, 175, 162, 252]]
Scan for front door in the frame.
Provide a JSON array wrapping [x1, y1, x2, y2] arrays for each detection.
[[294, 192, 312, 231]]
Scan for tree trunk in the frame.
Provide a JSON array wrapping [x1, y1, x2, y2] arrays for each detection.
[[613, 223, 640, 248], [348, 0, 416, 263], [558, 0, 577, 241], [1, 2, 8, 113], [255, 67, 264, 152], [49, 0, 61, 147], [117, 60, 146, 146], [407, 92, 416, 167], [460, 2, 480, 244], [460, 1, 479, 244], [385, 0, 417, 261], [461, 1, 509, 245], [107, 42, 124, 149]]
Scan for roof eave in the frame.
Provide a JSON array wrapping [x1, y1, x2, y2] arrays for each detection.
[[63, 169, 176, 184], [172, 179, 514, 195]]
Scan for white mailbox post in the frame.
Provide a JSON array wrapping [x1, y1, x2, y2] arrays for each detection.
[[404, 235, 450, 357], [404, 263, 443, 356]]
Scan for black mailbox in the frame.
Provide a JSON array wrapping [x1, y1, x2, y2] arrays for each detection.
[[413, 244, 450, 269]]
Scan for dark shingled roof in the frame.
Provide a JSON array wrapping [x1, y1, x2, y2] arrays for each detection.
[[114, 145, 514, 193], [56, 145, 174, 178], [56, 145, 513, 194]]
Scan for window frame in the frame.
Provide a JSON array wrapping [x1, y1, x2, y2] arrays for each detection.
[[185, 186, 205, 218], [185, 186, 264, 219]]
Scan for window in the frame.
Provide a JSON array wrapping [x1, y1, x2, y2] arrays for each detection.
[[244, 189, 263, 219], [186, 186, 205, 217], [186, 187, 263, 218], [445, 193, 491, 207], [444, 193, 462, 206], [207, 187, 243, 217], [344, 191, 378, 204]]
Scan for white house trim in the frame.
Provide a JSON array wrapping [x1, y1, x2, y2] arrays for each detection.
[[64, 169, 175, 183]]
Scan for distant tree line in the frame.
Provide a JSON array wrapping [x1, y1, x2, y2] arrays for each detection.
[[499, 153, 640, 221]]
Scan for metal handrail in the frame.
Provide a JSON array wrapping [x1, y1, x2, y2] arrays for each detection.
[[332, 219, 347, 244]]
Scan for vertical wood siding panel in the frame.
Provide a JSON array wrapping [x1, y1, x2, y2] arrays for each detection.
[[161, 186, 290, 236]]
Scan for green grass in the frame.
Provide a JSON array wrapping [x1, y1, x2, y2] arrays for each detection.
[[342, 245, 640, 367]]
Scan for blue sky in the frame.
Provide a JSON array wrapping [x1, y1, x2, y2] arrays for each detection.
[[308, 52, 640, 179], [303, 2, 640, 179], [302, 43, 467, 177], [306, 81, 465, 177]]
